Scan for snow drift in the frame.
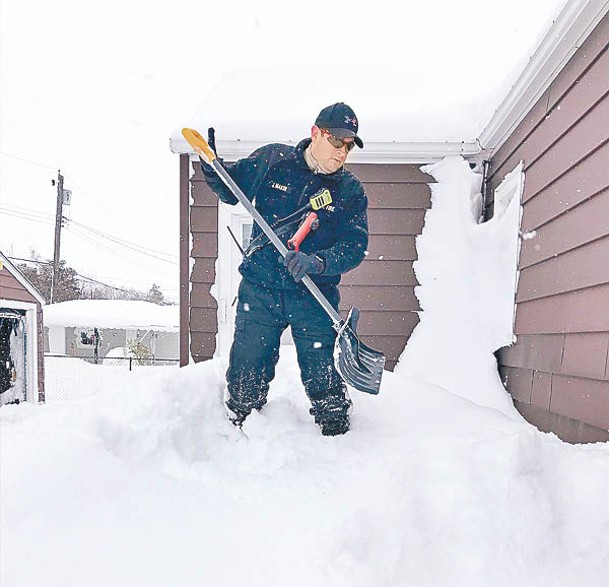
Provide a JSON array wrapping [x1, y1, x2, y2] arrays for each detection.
[[2, 157, 609, 587]]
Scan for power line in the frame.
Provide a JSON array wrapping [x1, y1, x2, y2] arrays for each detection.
[[0, 150, 57, 171], [65, 218, 178, 263], [8, 255, 176, 295], [1, 202, 177, 264], [0, 206, 54, 226]]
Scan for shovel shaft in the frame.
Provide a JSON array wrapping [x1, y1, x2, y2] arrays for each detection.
[[208, 158, 343, 326]]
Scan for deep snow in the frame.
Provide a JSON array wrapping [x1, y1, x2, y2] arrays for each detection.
[[2, 158, 609, 587]]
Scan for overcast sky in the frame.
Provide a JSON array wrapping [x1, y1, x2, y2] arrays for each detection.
[[0, 0, 566, 302]]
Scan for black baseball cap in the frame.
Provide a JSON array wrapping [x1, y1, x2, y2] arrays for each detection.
[[315, 102, 363, 148]]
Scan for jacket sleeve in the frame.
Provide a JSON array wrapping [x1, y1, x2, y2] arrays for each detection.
[[199, 147, 268, 205], [316, 182, 369, 276]]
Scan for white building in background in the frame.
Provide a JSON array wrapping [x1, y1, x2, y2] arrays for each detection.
[[44, 300, 179, 361]]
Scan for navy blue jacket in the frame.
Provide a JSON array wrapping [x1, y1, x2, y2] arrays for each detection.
[[202, 138, 368, 290]]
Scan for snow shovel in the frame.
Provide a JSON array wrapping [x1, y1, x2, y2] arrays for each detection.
[[182, 128, 385, 395]]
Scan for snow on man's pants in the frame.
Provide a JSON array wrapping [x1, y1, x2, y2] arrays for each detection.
[[226, 278, 352, 425]]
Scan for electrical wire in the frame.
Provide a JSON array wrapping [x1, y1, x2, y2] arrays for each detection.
[[0, 207, 54, 226], [64, 218, 178, 264]]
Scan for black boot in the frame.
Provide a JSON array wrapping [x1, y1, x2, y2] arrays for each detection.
[[319, 415, 350, 436]]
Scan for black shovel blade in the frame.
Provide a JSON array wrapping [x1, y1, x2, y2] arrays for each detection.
[[334, 308, 386, 395]]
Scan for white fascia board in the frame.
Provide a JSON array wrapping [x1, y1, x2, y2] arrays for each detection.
[[479, 0, 609, 153], [170, 136, 481, 164]]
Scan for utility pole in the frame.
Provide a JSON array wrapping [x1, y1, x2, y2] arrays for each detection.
[[50, 170, 64, 304]]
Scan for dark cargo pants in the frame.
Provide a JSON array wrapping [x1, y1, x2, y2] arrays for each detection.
[[226, 278, 351, 425]]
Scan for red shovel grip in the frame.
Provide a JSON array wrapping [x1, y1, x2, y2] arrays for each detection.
[[287, 213, 318, 252]]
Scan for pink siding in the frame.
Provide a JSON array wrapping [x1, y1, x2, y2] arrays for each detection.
[[490, 12, 609, 443]]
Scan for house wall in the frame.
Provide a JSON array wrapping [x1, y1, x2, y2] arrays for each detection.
[[44, 327, 179, 360], [0, 266, 45, 402], [184, 160, 432, 370], [487, 12, 609, 443]]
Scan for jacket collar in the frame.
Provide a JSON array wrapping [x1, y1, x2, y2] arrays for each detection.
[[293, 138, 345, 181]]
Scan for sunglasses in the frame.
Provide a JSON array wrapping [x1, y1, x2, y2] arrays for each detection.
[[320, 128, 356, 152]]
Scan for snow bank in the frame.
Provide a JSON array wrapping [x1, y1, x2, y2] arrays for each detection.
[[43, 300, 179, 332], [2, 353, 609, 587], [396, 157, 521, 417]]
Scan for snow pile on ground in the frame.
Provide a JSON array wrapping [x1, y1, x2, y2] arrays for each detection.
[[2, 157, 609, 586], [44, 355, 177, 403], [43, 300, 179, 332], [2, 356, 609, 587]]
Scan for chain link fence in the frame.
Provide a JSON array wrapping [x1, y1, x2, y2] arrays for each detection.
[[44, 354, 179, 403]]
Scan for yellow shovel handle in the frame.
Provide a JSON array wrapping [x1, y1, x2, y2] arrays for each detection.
[[181, 128, 216, 163]]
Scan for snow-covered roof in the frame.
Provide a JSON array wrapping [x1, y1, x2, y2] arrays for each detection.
[[43, 300, 179, 332], [170, 0, 608, 163]]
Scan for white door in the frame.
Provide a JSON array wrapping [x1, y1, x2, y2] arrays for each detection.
[[215, 202, 252, 357], [215, 202, 294, 357]]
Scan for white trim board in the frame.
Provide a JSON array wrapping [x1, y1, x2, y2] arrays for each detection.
[[0, 251, 46, 306]]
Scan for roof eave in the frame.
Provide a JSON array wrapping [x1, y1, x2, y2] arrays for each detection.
[[479, 0, 609, 153], [170, 136, 482, 164]]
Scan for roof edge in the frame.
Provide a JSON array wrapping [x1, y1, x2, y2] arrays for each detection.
[[479, 0, 609, 152], [170, 137, 481, 164], [0, 251, 46, 306]]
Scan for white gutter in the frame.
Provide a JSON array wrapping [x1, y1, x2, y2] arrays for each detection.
[[479, 0, 609, 153], [170, 136, 481, 164]]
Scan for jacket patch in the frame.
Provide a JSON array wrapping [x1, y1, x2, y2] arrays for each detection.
[[271, 182, 288, 192]]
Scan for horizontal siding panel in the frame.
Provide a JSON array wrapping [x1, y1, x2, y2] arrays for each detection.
[[190, 258, 216, 284], [517, 236, 609, 302], [190, 287, 217, 310], [546, 17, 609, 111], [349, 163, 434, 184], [515, 401, 609, 443], [191, 232, 218, 257], [339, 285, 420, 312], [191, 185, 218, 207], [190, 332, 216, 362], [522, 50, 609, 164], [498, 365, 533, 403], [497, 333, 565, 372], [190, 308, 218, 333], [1, 272, 39, 304], [521, 142, 609, 231], [523, 95, 609, 199], [515, 283, 609, 334], [191, 207, 218, 233], [364, 235, 418, 261], [342, 260, 418, 286], [366, 183, 431, 209], [561, 333, 609, 381], [531, 371, 552, 411], [351, 310, 419, 337], [550, 374, 609, 430], [368, 208, 426, 235], [519, 189, 609, 267], [354, 334, 410, 365], [490, 17, 609, 182]]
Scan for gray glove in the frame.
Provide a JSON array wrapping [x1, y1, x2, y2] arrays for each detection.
[[284, 251, 324, 282]]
